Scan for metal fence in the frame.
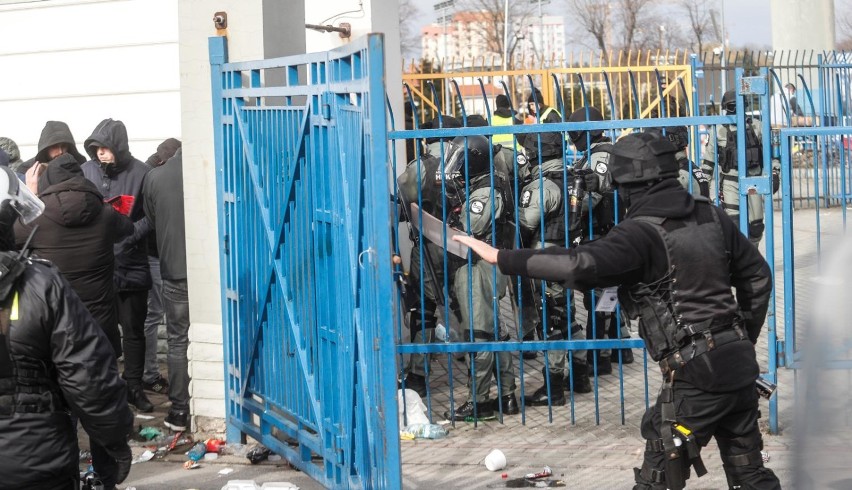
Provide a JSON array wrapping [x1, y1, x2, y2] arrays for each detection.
[[209, 34, 400, 489]]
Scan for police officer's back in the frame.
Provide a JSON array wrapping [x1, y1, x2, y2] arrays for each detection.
[[454, 133, 781, 489], [0, 166, 133, 489]]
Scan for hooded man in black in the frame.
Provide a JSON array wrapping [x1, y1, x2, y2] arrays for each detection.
[[455, 133, 781, 490], [20, 121, 86, 173], [15, 153, 133, 355], [82, 118, 154, 413]]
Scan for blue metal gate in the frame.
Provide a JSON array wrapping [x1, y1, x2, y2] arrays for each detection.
[[209, 34, 401, 489]]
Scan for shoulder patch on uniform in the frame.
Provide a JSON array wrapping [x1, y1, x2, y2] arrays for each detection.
[[517, 154, 528, 166], [595, 162, 608, 175], [520, 190, 532, 208], [470, 200, 485, 214]]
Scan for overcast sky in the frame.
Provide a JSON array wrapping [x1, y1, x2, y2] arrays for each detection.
[[404, 0, 849, 59]]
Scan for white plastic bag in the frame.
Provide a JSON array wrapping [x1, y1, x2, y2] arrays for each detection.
[[397, 388, 429, 427]]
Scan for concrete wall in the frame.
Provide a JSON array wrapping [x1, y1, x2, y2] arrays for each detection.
[[0, 0, 180, 162], [771, 0, 836, 50]]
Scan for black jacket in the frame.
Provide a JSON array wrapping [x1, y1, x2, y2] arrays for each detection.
[[14, 154, 133, 355], [0, 258, 133, 488], [143, 148, 187, 281], [82, 119, 152, 291], [498, 180, 772, 389]]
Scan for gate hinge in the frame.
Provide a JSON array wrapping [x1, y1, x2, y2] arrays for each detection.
[[776, 339, 786, 367], [739, 176, 771, 196]]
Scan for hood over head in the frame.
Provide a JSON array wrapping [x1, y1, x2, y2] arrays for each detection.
[[34, 121, 86, 164], [155, 138, 181, 166], [0, 137, 21, 164], [84, 118, 133, 165], [37, 153, 83, 194], [37, 153, 104, 227]]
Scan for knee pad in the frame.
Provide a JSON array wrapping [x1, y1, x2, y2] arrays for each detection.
[[748, 220, 765, 240]]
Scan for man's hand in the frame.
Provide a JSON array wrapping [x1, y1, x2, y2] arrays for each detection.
[[25, 162, 45, 195], [452, 234, 498, 264], [103, 440, 132, 484]]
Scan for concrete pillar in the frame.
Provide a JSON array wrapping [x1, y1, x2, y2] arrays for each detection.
[[771, 0, 836, 50]]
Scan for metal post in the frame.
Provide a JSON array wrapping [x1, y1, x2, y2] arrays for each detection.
[[503, 0, 509, 70]]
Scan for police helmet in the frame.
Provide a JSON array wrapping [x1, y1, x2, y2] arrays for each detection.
[[443, 135, 499, 184], [647, 126, 689, 150], [721, 90, 737, 114], [568, 107, 605, 151], [610, 133, 679, 186], [422, 115, 462, 145]]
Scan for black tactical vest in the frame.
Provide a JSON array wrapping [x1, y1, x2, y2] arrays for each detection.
[[617, 200, 740, 361], [722, 123, 762, 173]]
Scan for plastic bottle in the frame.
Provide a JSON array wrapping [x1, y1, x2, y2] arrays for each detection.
[[187, 441, 207, 462], [403, 423, 448, 439], [434, 323, 458, 343]]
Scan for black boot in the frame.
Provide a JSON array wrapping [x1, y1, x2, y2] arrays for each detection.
[[587, 351, 613, 375], [127, 383, 154, 413], [615, 348, 635, 364], [491, 393, 520, 415], [524, 372, 565, 406], [444, 399, 494, 421], [566, 361, 592, 393]]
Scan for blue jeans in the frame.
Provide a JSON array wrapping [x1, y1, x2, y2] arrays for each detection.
[[143, 257, 164, 384], [163, 279, 190, 411]]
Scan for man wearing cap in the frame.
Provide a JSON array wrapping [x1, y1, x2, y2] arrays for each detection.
[[454, 132, 781, 490]]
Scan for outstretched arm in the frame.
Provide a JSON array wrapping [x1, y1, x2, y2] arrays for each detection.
[[453, 234, 498, 264]]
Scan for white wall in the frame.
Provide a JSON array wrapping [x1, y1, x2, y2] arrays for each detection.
[[0, 0, 180, 162]]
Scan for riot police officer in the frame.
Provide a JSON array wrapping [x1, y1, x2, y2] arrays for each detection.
[[702, 90, 778, 246], [517, 96, 593, 405], [568, 107, 633, 375], [455, 132, 782, 490], [0, 166, 134, 489], [649, 126, 710, 198], [441, 135, 519, 421], [397, 116, 465, 398]]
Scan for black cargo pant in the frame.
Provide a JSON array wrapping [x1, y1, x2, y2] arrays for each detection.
[[634, 381, 782, 489]]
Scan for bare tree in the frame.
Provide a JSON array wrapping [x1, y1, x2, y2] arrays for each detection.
[[570, 0, 611, 53], [460, 0, 537, 63], [617, 0, 655, 51], [398, 0, 421, 59], [680, 0, 715, 55], [837, 0, 852, 49], [570, 0, 655, 52]]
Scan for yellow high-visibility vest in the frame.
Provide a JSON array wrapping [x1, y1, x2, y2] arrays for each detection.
[[491, 114, 523, 151]]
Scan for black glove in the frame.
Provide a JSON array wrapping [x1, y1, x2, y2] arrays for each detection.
[[772, 169, 780, 194], [583, 172, 600, 193], [103, 441, 132, 484]]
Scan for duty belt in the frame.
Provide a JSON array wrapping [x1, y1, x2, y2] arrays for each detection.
[[659, 324, 747, 376]]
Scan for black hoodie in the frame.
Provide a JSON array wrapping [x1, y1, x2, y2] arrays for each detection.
[[33, 121, 86, 165], [81, 119, 152, 291], [15, 153, 133, 356]]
